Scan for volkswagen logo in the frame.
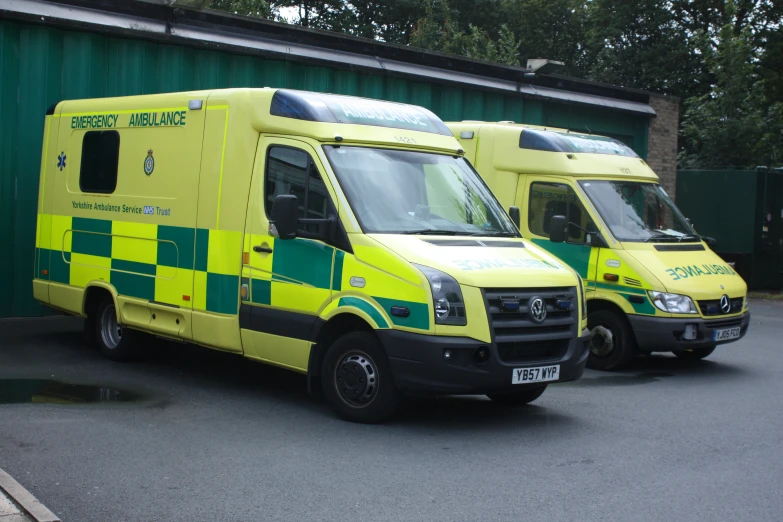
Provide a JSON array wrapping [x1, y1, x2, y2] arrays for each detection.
[[720, 294, 731, 314], [529, 297, 547, 323]]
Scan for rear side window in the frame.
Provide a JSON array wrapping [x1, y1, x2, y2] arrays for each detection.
[[80, 131, 120, 193]]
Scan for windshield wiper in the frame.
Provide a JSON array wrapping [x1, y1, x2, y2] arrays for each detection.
[[643, 231, 680, 242], [470, 231, 519, 237], [400, 229, 467, 235]]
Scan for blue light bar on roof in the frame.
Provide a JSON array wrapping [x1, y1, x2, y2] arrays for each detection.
[[270, 89, 453, 136], [519, 128, 639, 157]]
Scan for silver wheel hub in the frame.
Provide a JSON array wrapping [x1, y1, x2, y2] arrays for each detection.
[[100, 305, 122, 349], [590, 325, 614, 358], [334, 350, 378, 408]]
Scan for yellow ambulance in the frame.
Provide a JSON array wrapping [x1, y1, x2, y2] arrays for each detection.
[[448, 122, 750, 371], [34, 89, 590, 422]]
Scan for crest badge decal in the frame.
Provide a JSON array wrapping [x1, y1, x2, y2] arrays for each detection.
[[144, 149, 155, 176], [57, 152, 66, 171]]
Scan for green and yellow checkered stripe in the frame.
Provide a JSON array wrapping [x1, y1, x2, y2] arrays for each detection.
[[35, 214, 241, 314]]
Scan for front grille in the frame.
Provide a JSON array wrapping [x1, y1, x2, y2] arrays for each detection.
[[484, 287, 578, 363], [705, 317, 744, 329], [497, 339, 570, 363], [698, 297, 743, 316]]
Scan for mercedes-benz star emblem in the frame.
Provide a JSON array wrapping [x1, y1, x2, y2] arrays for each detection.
[[529, 297, 547, 323], [720, 294, 731, 314]]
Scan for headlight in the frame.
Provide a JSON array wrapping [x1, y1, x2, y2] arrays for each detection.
[[578, 276, 587, 320], [415, 264, 467, 326], [743, 295, 749, 310], [648, 291, 698, 314]]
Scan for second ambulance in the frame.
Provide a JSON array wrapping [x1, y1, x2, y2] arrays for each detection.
[[449, 122, 750, 370]]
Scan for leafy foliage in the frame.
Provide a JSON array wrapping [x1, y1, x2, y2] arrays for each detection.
[[206, 0, 783, 167]]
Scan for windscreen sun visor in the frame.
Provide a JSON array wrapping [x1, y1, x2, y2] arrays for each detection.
[[270, 89, 453, 136], [519, 128, 639, 157]]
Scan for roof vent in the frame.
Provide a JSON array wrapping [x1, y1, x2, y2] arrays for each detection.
[[526, 59, 566, 75]]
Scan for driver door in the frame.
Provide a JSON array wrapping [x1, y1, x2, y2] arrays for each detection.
[[241, 137, 338, 370], [523, 178, 599, 281]]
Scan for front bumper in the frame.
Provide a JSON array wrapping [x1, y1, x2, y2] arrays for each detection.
[[377, 328, 591, 396], [629, 311, 751, 352]]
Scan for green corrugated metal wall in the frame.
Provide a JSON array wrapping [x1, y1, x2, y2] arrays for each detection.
[[0, 18, 650, 317]]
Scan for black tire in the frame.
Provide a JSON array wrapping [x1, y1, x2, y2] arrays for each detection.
[[321, 331, 401, 423], [587, 309, 636, 371], [93, 296, 137, 361], [674, 345, 716, 360], [487, 385, 547, 405]]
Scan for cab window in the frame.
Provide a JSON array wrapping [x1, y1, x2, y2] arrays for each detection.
[[265, 146, 328, 220], [529, 182, 596, 244]]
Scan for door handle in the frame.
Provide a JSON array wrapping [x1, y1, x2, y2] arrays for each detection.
[[253, 245, 273, 253]]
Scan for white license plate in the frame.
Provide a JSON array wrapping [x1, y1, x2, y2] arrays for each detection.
[[714, 327, 741, 342], [512, 365, 560, 385]]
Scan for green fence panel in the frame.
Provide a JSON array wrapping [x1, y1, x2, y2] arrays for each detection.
[[483, 95, 503, 122], [0, 21, 20, 317], [677, 170, 757, 253], [359, 74, 384, 99], [503, 96, 523, 123], [385, 77, 409, 103], [333, 70, 359, 95], [409, 83, 432, 109], [433, 85, 463, 122], [462, 90, 484, 121]]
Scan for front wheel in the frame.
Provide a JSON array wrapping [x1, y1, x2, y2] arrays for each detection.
[[486, 385, 547, 405], [674, 345, 716, 360], [587, 309, 636, 371], [321, 331, 401, 423], [93, 296, 137, 361]]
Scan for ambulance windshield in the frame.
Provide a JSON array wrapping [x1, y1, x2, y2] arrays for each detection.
[[324, 146, 519, 236], [580, 180, 698, 242]]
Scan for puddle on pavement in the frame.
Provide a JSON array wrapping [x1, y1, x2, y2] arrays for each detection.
[[0, 379, 140, 405], [563, 372, 673, 387]]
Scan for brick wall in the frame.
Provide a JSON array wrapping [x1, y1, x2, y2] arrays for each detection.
[[646, 95, 680, 200]]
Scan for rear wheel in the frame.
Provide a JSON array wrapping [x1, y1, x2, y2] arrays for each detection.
[[587, 309, 636, 371], [93, 297, 137, 361], [674, 345, 716, 360], [321, 331, 401, 423], [487, 385, 547, 405]]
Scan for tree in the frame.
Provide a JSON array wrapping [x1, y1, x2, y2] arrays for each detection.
[[409, 0, 520, 65], [499, 0, 589, 75], [586, 0, 706, 99], [208, 0, 271, 18], [679, 8, 782, 169]]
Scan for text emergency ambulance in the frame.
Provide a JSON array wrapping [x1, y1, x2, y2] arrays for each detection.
[[448, 122, 750, 371], [33, 89, 590, 422]]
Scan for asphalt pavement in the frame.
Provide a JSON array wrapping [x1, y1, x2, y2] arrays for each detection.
[[1, 301, 781, 522]]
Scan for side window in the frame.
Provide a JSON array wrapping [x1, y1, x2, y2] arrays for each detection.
[[265, 146, 329, 220], [529, 182, 596, 244], [80, 130, 120, 194]]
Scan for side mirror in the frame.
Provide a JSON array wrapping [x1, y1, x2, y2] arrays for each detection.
[[271, 194, 299, 240], [508, 206, 521, 228], [549, 215, 567, 243]]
